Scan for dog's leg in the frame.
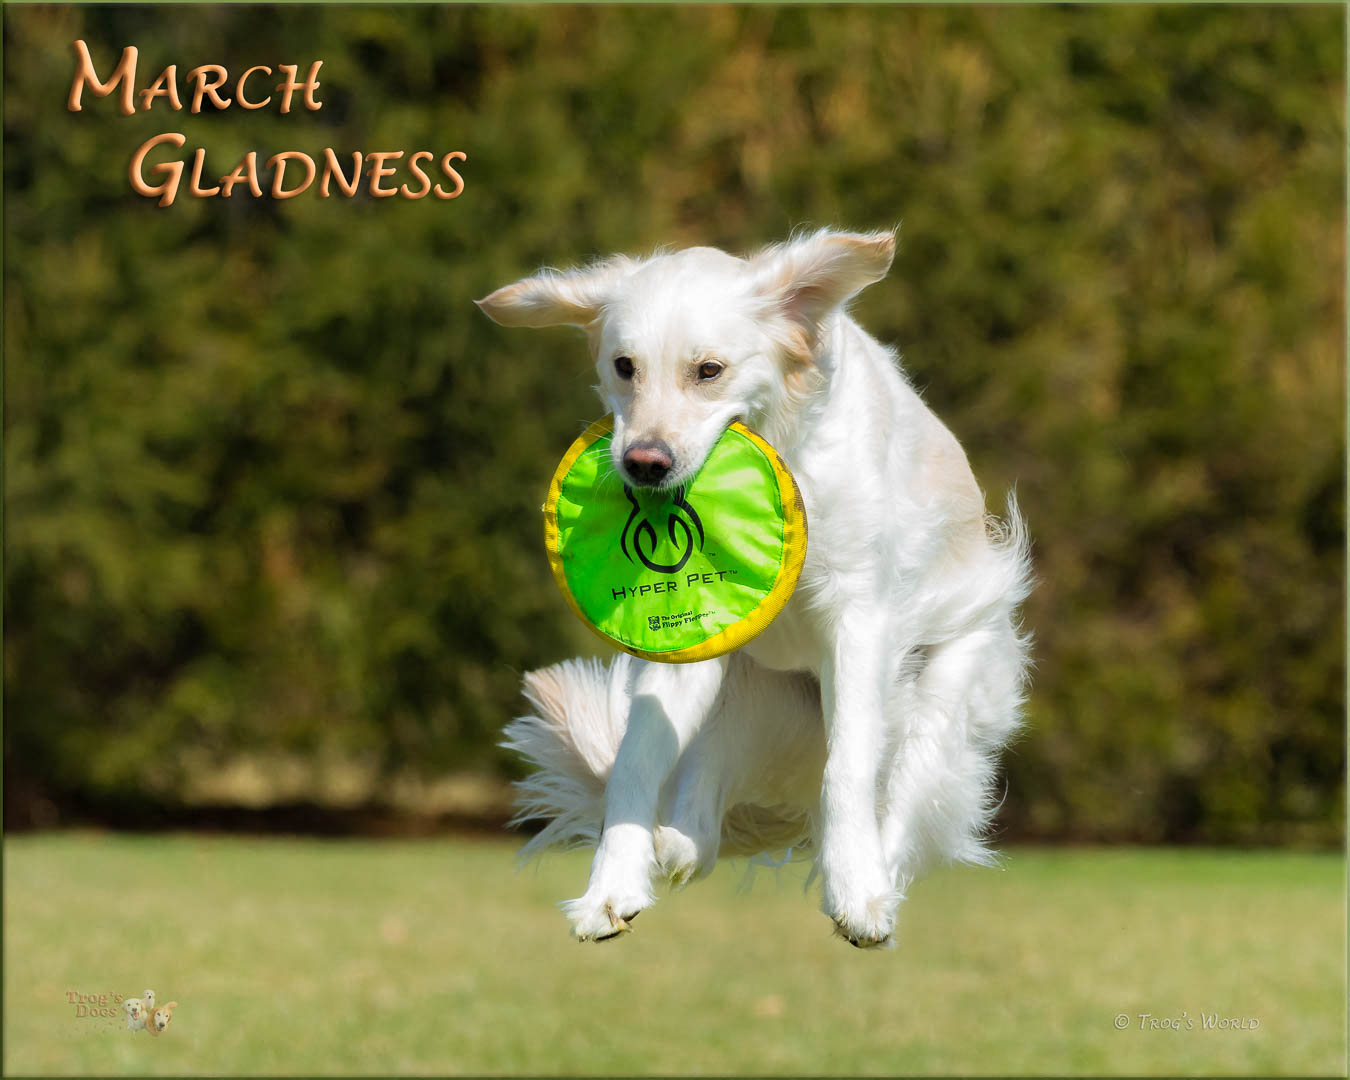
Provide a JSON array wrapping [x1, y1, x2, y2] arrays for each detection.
[[654, 730, 728, 885], [563, 656, 726, 941], [819, 620, 900, 948], [652, 653, 755, 885], [881, 621, 1026, 884]]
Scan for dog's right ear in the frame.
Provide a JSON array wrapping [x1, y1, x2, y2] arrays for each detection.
[[476, 257, 634, 329]]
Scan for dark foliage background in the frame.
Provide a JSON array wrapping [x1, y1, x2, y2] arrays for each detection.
[[4, 5, 1344, 842]]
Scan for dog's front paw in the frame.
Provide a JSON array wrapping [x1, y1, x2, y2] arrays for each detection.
[[654, 825, 715, 885], [562, 886, 652, 943]]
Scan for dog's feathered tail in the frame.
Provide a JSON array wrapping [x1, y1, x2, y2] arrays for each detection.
[[986, 489, 1036, 629], [502, 656, 627, 861]]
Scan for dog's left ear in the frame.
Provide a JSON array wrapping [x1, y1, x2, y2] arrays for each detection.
[[751, 229, 896, 335]]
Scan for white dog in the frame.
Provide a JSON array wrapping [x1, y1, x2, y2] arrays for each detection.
[[124, 988, 154, 1033], [479, 228, 1031, 947]]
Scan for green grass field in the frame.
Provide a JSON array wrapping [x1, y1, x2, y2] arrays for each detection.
[[3, 833, 1343, 1075]]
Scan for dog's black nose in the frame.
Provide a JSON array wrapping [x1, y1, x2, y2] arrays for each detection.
[[623, 440, 675, 485]]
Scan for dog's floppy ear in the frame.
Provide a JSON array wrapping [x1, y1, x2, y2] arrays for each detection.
[[750, 229, 896, 335], [476, 257, 635, 329]]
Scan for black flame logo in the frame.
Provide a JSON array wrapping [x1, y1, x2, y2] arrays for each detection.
[[620, 485, 705, 574]]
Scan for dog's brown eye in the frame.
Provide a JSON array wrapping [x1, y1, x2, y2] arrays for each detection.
[[697, 361, 723, 381], [614, 356, 635, 380]]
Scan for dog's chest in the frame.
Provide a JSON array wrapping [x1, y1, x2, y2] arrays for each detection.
[[741, 590, 820, 673], [739, 452, 858, 673]]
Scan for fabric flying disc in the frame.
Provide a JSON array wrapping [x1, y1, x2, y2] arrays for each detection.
[[544, 416, 807, 664]]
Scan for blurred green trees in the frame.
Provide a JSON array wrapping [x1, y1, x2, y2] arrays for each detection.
[[4, 6, 1343, 842]]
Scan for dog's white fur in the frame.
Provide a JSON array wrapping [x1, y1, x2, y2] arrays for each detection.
[[479, 229, 1032, 947]]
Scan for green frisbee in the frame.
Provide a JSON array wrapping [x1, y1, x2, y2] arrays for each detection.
[[544, 416, 808, 664]]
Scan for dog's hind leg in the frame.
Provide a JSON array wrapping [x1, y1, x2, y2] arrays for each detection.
[[658, 654, 827, 884], [880, 618, 1028, 891], [653, 655, 765, 885], [654, 733, 727, 886]]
